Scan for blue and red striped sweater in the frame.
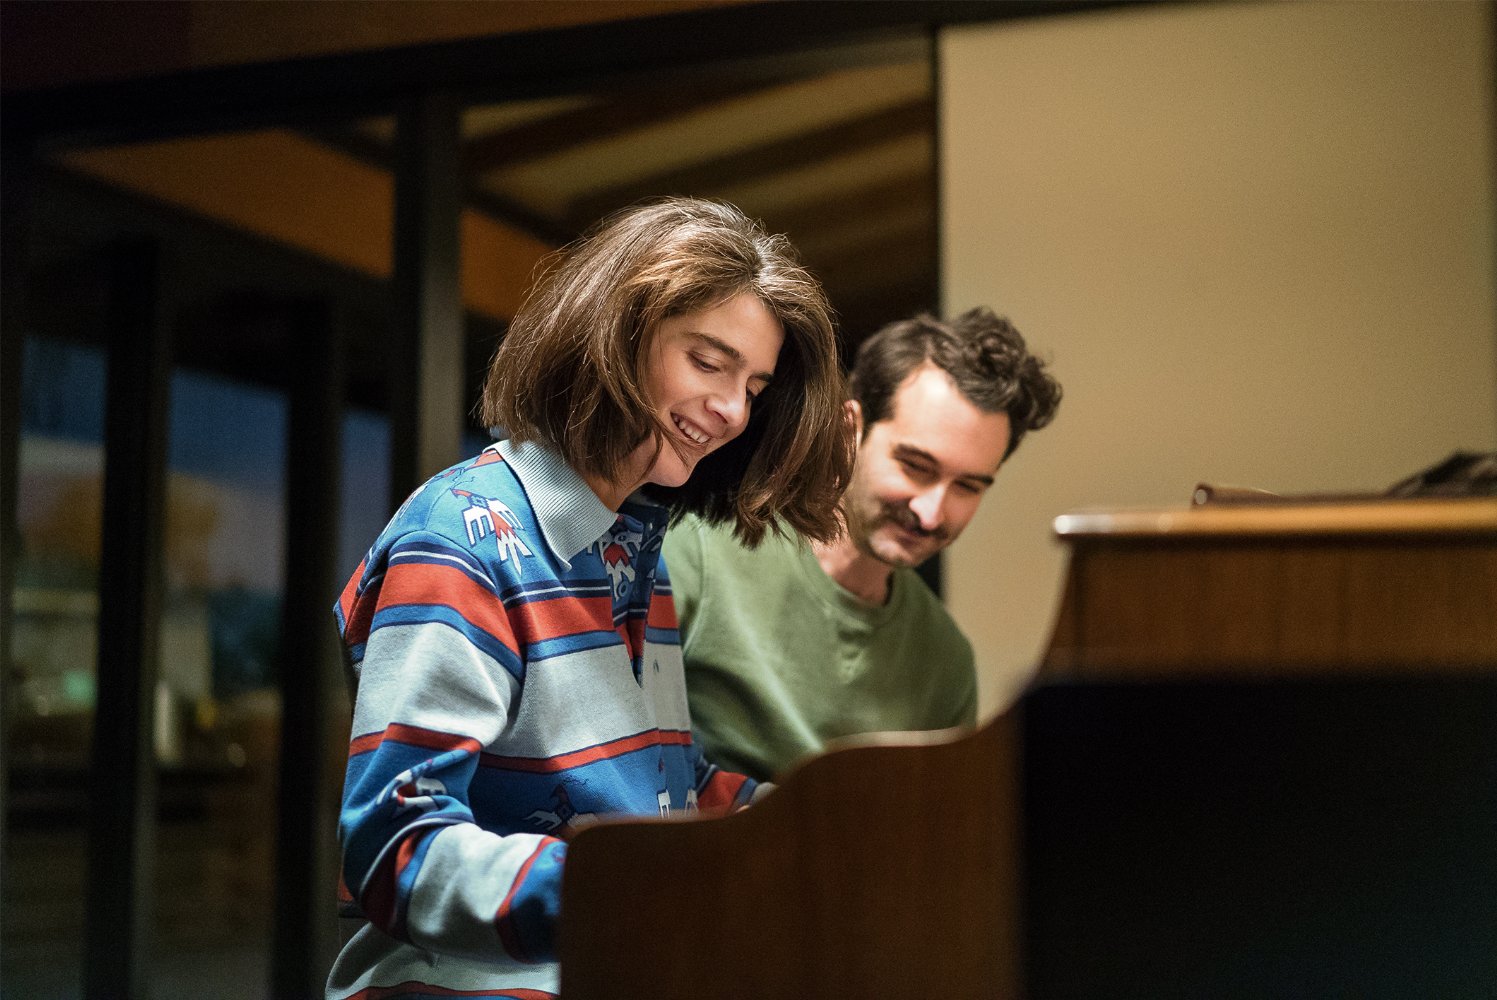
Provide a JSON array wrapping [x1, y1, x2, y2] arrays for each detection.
[[326, 440, 759, 1000]]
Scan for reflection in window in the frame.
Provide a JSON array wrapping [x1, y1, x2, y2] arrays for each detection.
[[5, 331, 395, 999], [6, 333, 106, 999]]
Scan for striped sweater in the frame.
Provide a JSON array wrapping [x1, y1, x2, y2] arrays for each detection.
[[327, 439, 758, 1000]]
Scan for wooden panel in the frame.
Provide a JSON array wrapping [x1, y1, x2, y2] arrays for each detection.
[[562, 676, 1497, 998], [559, 497, 1496, 995], [560, 717, 1022, 1000], [1043, 498, 1497, 677]]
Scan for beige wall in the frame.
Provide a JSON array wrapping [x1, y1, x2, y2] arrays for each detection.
[[939, 0, 1497, 717]]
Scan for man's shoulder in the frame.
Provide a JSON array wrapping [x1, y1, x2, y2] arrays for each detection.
[[667, 515, 797, 561], [663, 517, 808, 607]]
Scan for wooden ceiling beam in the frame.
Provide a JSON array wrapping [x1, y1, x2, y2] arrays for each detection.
[[7, 0, 999, 147], [303, 124, 580, 246], [462, 77, 795, 173], [566, 96, 933, 229], [811, 220, 936, 294], [763, 172, 932, 243]]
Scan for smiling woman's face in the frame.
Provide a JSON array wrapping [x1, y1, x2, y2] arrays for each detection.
[[637, 292, 785, 491]]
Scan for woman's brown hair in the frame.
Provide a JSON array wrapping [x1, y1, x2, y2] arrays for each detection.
[[478, 197, 853, 546]]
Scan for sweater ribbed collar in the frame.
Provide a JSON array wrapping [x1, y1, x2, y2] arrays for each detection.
[[497, 438, 622, 570]]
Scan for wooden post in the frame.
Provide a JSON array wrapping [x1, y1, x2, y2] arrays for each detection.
[[272, 298, 349, 999], [0, 130, 37, 970], [84, 237, 171, 1000], [390, 91, 465, 513]]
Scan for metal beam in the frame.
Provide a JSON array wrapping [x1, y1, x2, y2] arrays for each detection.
[[0, 128, 37, 982], [272, 298, 348, 999], [390, 91, 465, 511], [84, 236, 171, 1000]]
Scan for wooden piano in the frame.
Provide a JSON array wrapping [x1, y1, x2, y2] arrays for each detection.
[[560, 497, 1497, 998]]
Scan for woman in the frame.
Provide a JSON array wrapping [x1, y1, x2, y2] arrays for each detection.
[[327, 197, 853, 999]]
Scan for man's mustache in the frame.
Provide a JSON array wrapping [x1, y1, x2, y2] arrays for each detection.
[[879, 503, 946, 542]]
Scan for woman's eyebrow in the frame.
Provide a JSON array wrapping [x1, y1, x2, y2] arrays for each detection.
[[692, 332, 775, 383]]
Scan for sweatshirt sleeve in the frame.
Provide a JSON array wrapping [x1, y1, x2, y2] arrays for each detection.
[[334, 528, 564, 964], [951, 640, 979, 729]]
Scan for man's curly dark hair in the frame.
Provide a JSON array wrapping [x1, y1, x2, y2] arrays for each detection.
[[847, 307, 1062, 460]]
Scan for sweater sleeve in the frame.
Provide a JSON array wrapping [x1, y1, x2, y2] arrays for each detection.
[[334, 528, 564, 965], [689, 744, 758, 813]]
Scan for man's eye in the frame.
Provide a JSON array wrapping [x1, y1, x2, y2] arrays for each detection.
[[899, 459, 934, 478]]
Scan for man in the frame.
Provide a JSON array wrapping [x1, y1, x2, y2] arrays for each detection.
[[664, 306, 1062, 781]]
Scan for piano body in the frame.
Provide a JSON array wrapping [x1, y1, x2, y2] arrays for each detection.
[[559, 497, 1497, 998]]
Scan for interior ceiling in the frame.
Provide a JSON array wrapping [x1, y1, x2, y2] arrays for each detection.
[[26, 39, 939, 414], [335, 53, 936, 350]]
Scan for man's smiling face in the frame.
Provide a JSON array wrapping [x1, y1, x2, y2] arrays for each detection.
[[842, 361, 1012, 569]]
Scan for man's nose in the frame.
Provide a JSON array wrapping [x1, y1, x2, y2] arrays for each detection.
[[907, 486, 947, 532]]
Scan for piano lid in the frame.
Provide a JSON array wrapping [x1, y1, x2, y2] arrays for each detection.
[[1054, 495, 1497, 540]]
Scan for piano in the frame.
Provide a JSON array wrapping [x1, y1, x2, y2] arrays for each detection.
[[559, 497, 1497, 999]]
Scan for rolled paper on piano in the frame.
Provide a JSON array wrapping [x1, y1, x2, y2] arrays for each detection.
[[1192, 482, 1283, 505]]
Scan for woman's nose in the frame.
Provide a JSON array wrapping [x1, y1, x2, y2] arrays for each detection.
[[707, 388, 749, 433]]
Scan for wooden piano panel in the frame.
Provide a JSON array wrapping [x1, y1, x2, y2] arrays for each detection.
[[1043, 498, 1497, 676], [560, 496, 1497, 998], [560, 716, 1023, 999]]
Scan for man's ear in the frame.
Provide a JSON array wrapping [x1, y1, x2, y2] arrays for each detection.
[[844, 399, 863, 439]]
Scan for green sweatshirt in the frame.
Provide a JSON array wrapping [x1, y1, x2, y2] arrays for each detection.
[[664, 515, 978, 782]]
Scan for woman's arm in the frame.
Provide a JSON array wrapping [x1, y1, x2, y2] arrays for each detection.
[[335, 528, 565, 964]]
